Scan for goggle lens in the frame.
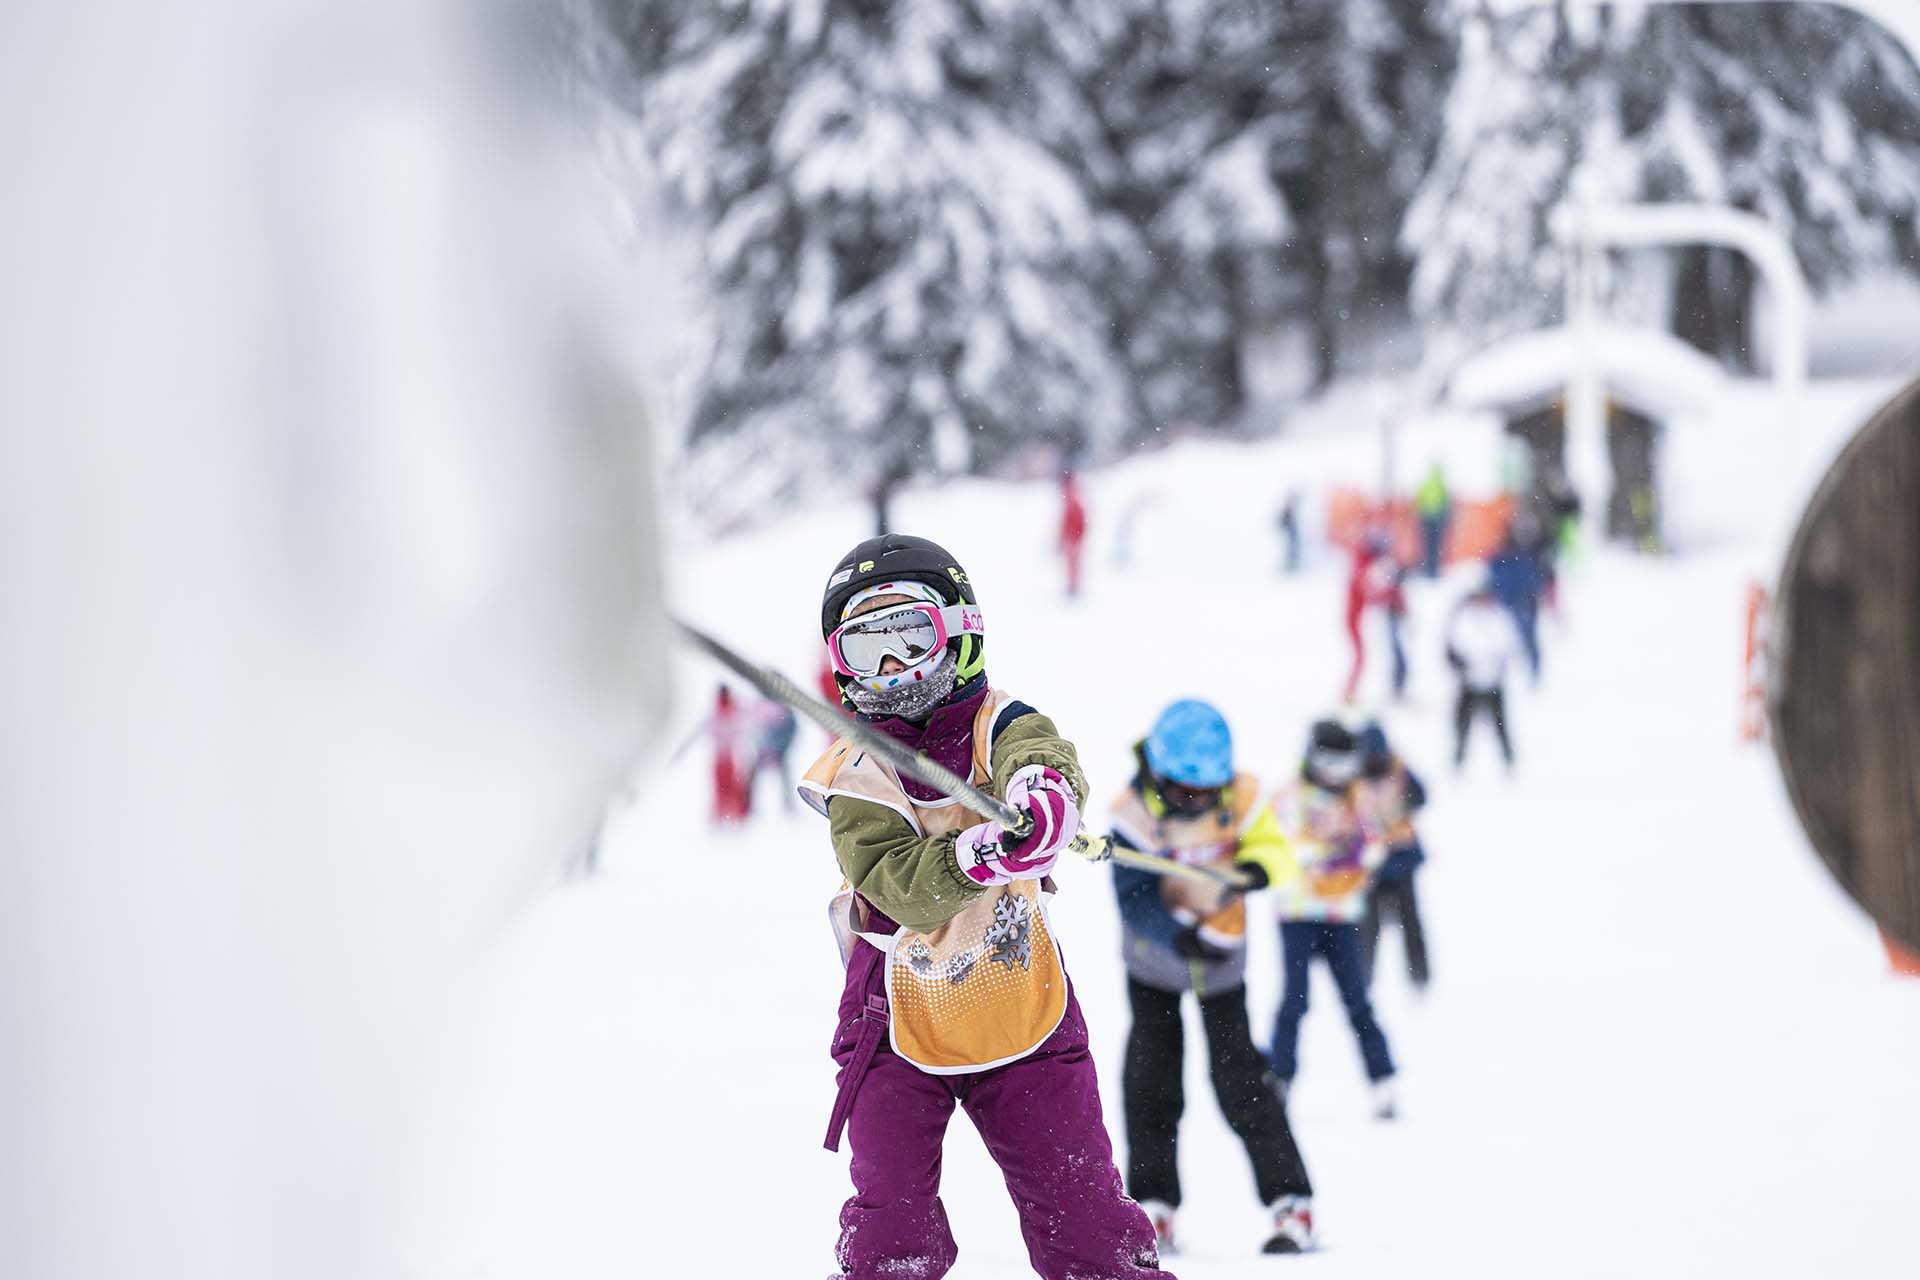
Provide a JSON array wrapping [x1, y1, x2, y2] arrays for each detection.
[[1160, 781, 1224, 818], [832, 605, 941, 677], [1309, 749, 1358, 785]]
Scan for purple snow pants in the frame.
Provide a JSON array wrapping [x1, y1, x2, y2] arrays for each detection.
[[829, 943, 1175, 1280]]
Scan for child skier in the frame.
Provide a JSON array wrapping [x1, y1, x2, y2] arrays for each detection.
[[670, 685, 754, 825], [1342, 537, 1408, 703], [1110, 700, 1318, 1256], [1445, 577, 1526, 769], [799, 534, 1170, 1280], [1353, 723, 1430, 993], [1060, 470, 1088, 599], [1269, 720, 1399, 1118], [751, 698, 800, 814]]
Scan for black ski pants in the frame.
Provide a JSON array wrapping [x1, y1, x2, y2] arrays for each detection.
[[1362, 874, 1430, 989], [1454, 686, 1513, 766], [1121, 977, 1312, 1209]]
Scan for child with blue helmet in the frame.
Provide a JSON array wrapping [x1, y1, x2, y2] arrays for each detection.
[[1109, 700, 1318, 1256]]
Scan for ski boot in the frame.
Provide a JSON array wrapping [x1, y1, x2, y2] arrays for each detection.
[[1262, 1195, 1317, 1254], [1140, 1199, 1179, 1257]]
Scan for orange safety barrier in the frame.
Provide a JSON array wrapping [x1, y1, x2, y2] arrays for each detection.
[[1884, 931, 1920, 978], [1740, 582, 1769, 744], [1325, 489, 1514, 566], [1449, 497, 1517, 563]]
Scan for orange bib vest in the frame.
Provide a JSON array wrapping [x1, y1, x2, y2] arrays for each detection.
[[1109, 773, 1262, 947], [799, 692, 1070, 1076]]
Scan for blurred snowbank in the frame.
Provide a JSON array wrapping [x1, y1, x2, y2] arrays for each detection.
[[0, 5, 666, 1278]]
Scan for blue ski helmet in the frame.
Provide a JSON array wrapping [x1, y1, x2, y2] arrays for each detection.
[[1143, 699, 1234, 789]]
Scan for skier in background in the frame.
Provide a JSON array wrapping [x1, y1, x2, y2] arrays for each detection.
[[1060, 470, 1088, 599], [670, 685, 754, 826], [869, 457, 910, 536], [1415, 464, 1451, 578], [1110, 700, 1318, 1257], [1269, 720, 1399, 1119], [751, 699, 800, 815], [1353, 723, 1431, 994], [1488, 522, 1547, 680], [1343, 536, 1408, 703], [802, 534, 1169, 1280], [1276, 490, 1302, 575], [1446, 578, 1526, 770], [1546, 470, 1582, 563]]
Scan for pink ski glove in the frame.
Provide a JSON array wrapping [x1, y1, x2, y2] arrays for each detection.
[[953, 765, 1081, 887], [1003, 765, 1080, 856]]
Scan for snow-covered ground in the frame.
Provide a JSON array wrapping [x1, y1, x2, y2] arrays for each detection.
[[399, 375, 1920, 1279]]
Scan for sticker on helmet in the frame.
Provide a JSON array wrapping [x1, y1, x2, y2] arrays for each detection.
[[828, 567, 854, 588]]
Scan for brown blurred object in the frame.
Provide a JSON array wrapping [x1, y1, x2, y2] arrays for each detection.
[[1770, 378, 1920, 953]]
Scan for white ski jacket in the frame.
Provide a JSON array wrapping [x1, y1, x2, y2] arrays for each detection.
[[1446, 598, 1526, 691]]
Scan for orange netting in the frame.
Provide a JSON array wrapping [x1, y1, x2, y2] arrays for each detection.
[[1884, 932, 1920, 977], [1324, 490, 1516, 565]]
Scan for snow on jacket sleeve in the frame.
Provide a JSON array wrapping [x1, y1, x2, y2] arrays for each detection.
[[828, 798, 986, 935], [827, 702, 1088, 936]]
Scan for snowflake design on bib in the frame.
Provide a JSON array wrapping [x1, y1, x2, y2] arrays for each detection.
[[906, 936, 984, 985], [945, 949, 979, 985], [983, 892, 1034, 972]]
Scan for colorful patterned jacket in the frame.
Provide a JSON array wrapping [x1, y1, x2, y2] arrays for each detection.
[[1270, 777, 1384, 924]]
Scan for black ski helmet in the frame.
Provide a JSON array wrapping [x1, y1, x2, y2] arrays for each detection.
[[1306, 719, 1355, 756], [1303, 718, 1358, 785], [820, 533, 984, 683]]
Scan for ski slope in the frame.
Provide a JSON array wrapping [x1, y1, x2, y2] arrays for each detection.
[[401, 376, 1920, 1279]]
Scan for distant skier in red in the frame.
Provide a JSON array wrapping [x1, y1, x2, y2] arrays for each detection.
[[1343, 536, 1408, 704], [1060, 470, 1088, 599], [705, 685, 752, 825]]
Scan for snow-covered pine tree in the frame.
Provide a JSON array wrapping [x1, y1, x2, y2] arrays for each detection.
[[1267, 0, 1455, 391], [595, 0, 1132, 520], [1407, 3, 1920, 366], [1402, 10, 1585, 344], [1625, 4, 1920, 367], [1031, 1, 1292, 433], [1039, 0, 1453, 424]]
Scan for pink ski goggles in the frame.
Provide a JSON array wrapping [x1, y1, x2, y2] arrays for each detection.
[[827, 600, 985, 678]]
